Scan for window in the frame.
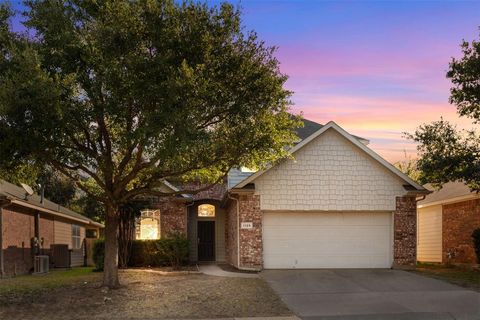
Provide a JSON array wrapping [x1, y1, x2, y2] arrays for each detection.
[[72, 225, 81, 249], [198, 204, 215, 217], [136, 209, 161, 240]]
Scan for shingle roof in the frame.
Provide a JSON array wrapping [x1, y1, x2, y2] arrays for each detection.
[[418, 181, 477, 206], [295, 118, 368, 143], [0, 179, 103, 227]]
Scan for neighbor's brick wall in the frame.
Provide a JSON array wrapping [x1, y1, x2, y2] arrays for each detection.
[[149, 198, 187, 237], [2, 205, 54, 276], [225, 197, 239, 268], [442, 198, 480, 264], [238, 193, 262, 270], [254, 129, 407, 211], [393, 196, 417, 268]]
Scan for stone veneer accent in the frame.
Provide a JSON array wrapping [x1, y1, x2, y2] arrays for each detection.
[[237, 193, 262, 270], [394, 196, 417, 268], [149, 197, 187, 237], [442, 198, 480, 264]]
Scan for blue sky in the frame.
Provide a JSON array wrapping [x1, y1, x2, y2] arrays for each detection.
[[5, 0, 480, 162]]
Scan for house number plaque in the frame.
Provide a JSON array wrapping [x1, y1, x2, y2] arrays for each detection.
[[241, 222, 253, 229]]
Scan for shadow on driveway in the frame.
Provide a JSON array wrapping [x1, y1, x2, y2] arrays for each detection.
[[262, 269, 480, 320]]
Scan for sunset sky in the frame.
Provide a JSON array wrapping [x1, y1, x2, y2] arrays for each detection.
[[7, 0, 480, 163]]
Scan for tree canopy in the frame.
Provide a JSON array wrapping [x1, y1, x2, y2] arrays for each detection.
[[408, 31, 480, 192], [0, 0, 301, 287]]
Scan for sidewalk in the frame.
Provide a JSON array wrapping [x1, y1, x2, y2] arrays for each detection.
[[198, 264, 259, 278]]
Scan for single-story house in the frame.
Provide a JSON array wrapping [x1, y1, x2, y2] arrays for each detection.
[[0, 179, 104, 277], [136, 120, 429, 270], [417, 181, 480, 264]]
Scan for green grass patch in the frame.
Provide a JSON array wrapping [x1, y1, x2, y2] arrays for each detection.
[[0, 267, 101, 295], [414, 264, 480, 291]]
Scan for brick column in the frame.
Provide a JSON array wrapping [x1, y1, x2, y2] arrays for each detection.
[[393, 196, 417, 268], [238, 194, 262, 270]]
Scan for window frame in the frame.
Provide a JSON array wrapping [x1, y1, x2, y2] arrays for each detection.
[[198, 204, 215, 218], [72, 224, 82, 249]]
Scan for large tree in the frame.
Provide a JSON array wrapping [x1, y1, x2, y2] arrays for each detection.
[[0, 1, 300, 287], [408, 31, 480, 192]]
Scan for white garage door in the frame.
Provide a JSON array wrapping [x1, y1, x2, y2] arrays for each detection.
[[263, 212, 393, 269]]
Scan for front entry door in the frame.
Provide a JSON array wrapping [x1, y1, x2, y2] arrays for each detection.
[[198, 221, 215, 261]]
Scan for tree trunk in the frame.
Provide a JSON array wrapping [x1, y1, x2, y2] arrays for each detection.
[[103, 205, 120, 288]]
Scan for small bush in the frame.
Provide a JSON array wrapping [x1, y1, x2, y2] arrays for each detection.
[[128, 240, 167, 267], [92, 239, 105, 271], [156, 232, 189, 270], [92, 235, 189, 270], [472, 228, 480, 264]]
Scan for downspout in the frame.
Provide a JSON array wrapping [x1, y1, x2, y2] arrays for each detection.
[[227, 193, 240, 268]]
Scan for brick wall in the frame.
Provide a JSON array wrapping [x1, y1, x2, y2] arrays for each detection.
[[237, 193, 262, 270], [2, 205, 55, 276], [442, 198, 480, 264], [254, 129, 407, 211], [393, 196, 417, 268], [225, 197, 238, 268], [150, 198, 187, 237]]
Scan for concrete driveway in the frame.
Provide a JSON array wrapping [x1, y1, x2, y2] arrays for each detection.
[[262, 269, 480, 320]]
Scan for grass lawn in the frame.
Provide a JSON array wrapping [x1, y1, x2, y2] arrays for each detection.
[[0, 267, 100, 295], [413, 263, 480, 292], [0, 269, 291, 319]]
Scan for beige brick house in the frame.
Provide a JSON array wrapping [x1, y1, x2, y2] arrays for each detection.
[[137, 120, 429, 270]]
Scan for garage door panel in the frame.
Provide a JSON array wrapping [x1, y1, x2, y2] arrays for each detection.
[[263, 212, 392, 269], [264, 213, 391, 226]]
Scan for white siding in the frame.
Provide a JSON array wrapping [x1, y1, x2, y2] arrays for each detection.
[[417, 205, 442, 262], [255, 129, 407, 211], [263, 211, 393, 268]]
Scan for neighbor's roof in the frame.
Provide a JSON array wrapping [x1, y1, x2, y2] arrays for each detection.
[[233, 121, 428, 193], [418, 181, 479, 208], [296, 118, 369, 144], [0, 179, 104, 228]]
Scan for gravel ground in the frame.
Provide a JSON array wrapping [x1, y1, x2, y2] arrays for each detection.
[[0, 270, 291, 320]]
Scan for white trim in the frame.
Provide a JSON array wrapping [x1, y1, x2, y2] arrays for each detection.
[[235, 121, 426, 192], [418, 194, 480, 209]]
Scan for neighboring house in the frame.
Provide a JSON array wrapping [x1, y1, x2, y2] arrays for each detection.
[[417, 181, 480, 264], [0, 179, 104, 277], [136, 120, 429, 270]]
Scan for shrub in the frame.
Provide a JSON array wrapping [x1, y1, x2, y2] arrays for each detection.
[[91, 235, 189, 270], [156, 232, 189, 270], [472, 228, 480, 264], [128, 240, 167, 267], [92, 239, 105, 271]]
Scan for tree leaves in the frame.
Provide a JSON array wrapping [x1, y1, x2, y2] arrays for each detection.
[[0, 0, 301, 206]]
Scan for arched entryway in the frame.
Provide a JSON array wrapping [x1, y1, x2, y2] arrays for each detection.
[[187, 200, 226, 263]]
